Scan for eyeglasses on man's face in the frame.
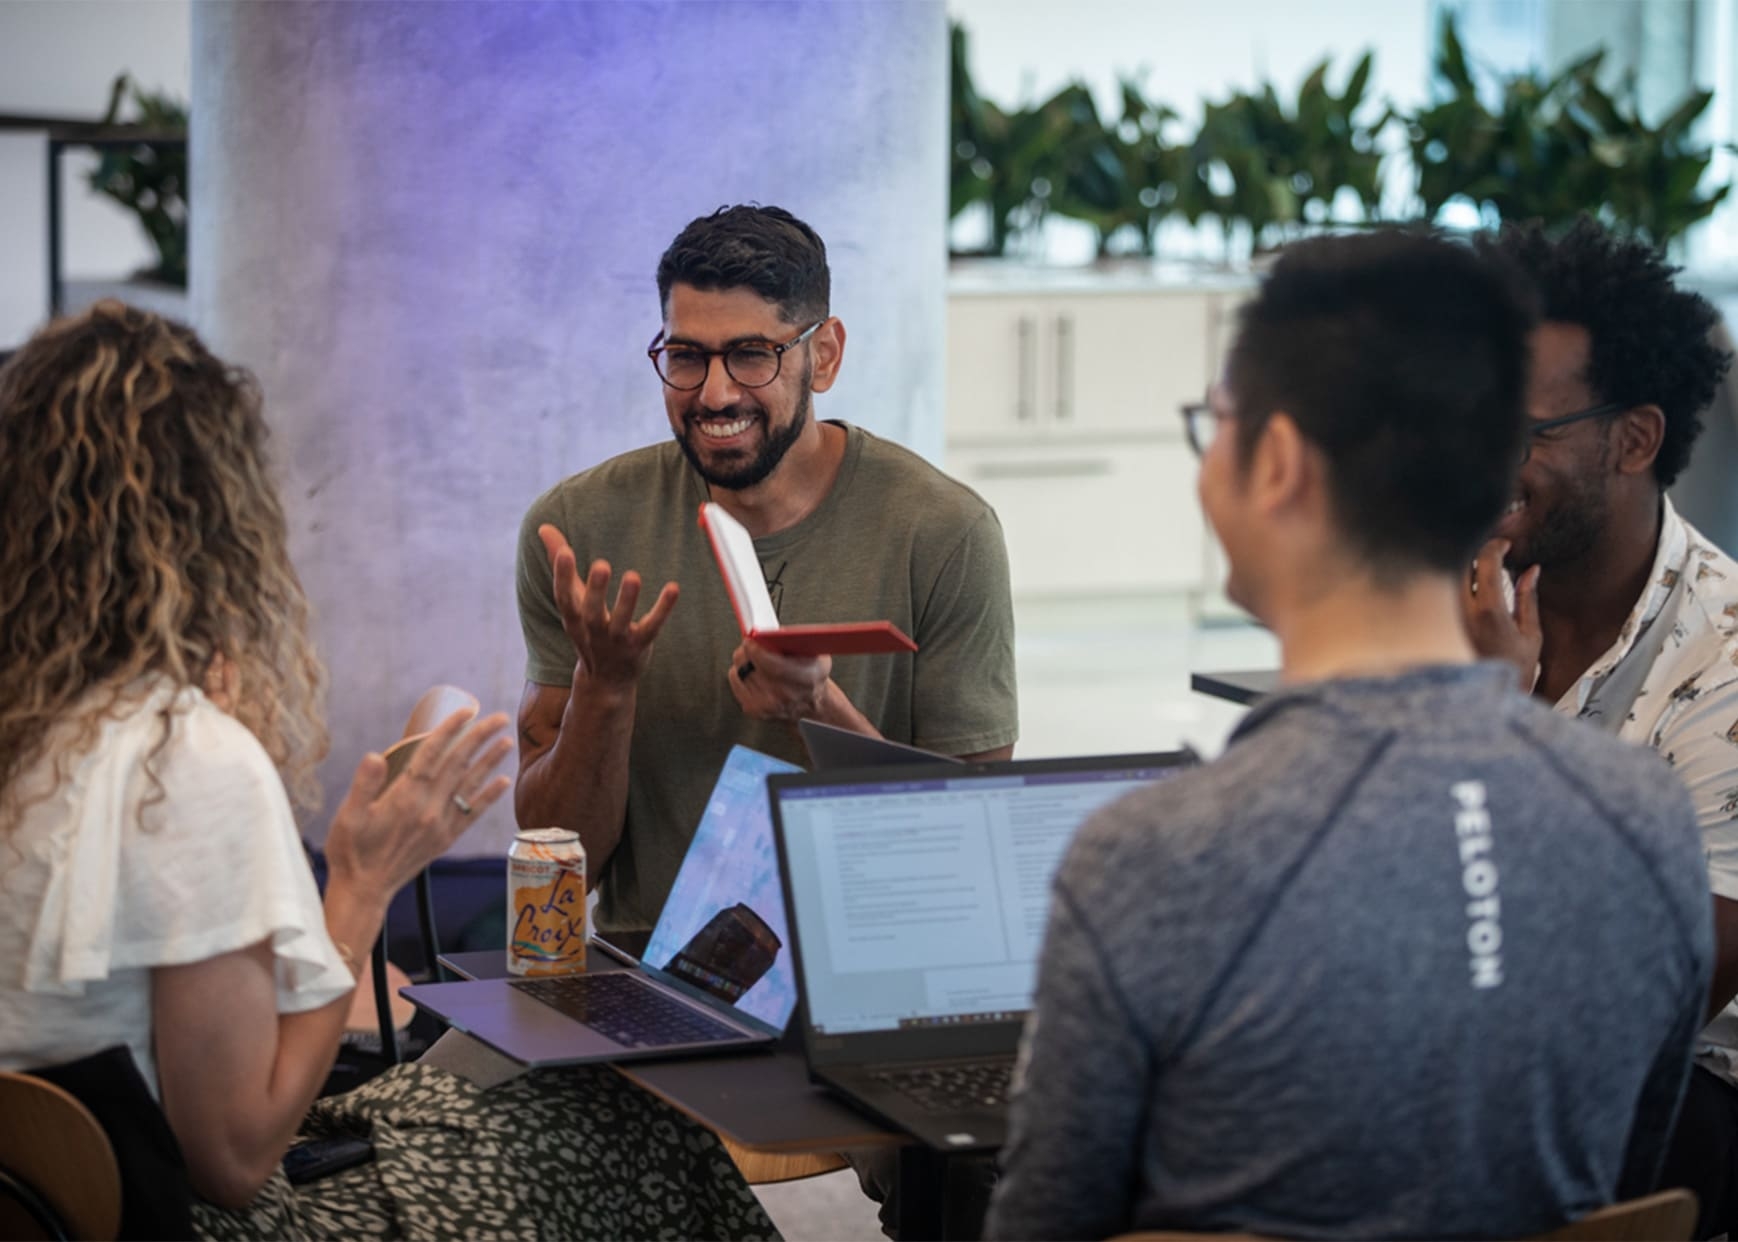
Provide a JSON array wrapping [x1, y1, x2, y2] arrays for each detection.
[[1180, 400, 1230, 458], [1179, 397, 1625, 462], [1520, 402, 1625, 462], [647, 320, 824, 391]]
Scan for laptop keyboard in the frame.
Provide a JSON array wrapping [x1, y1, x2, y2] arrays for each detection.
[[868, 1060, 1013, 1114], [510, 973, 744, 1049]]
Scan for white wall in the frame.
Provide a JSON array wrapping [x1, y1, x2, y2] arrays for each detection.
[[947, 0, 1432, 119], [0, 0, 191, 347]]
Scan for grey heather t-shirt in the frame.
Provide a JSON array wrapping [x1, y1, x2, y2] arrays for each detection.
[[987, 664, 1711, 1241], [517, 422, 1019, 933]]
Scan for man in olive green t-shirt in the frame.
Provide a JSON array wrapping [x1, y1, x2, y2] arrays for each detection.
[[514, 205, 1019, 935]]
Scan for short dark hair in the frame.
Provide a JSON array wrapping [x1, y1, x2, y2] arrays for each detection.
[[1476, 217, 1731, 488], [656, 205, 830, 325], [1227, 229, 1537, 576]]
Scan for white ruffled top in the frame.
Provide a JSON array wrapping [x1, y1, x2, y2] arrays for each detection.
[[0, 678, 352, 1097]]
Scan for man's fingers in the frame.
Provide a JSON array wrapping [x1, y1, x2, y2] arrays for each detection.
[[742, 640, 830, 685], [610, 572, 644, 637], [538, 524, 574, 567], [632, 582, 681, 642], [1515, 565, 1542, 637], [540, 526, 583, 606], [1469, 540, 1505, 598], [547, 542, 581, 614], [578, 560, 613, 628]]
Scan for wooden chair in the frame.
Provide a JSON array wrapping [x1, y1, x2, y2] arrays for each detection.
[[368, 684, 480, 1063], [1532, 1188, 1699, 1241], [1110, 1188, 1700, 1242], [0, 1071, 121, 1240]]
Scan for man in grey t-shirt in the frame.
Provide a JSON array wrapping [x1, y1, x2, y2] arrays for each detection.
[[986, 232, 1712, 1240], [514, 206, 1017, 935]]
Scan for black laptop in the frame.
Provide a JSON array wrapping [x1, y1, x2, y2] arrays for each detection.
[[768, 751, 1195, 1151], [797, 718, 961, 769]]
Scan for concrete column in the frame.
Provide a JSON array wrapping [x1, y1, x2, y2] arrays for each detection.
[[191, 1, 948, 851]]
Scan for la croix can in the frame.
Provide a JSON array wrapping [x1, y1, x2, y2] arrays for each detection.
[[507, 827, 588, 976]]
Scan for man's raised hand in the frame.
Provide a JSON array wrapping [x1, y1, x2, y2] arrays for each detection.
[[539, 524, 679, 689], [1460, 537, 1542, 693]]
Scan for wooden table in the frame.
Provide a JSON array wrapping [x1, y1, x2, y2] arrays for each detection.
[[434, 950, 899, 1153], [433, 951, 990, 1236]]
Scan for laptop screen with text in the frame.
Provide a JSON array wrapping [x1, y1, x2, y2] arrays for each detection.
[[773, 756, 1188, 1035]]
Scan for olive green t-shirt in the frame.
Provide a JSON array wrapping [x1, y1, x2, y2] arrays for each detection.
[[516, 422, 1019, 933]]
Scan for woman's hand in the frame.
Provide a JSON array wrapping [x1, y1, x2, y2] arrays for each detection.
[[157, 706, 513, 1208], [323, 707, 514, 911]]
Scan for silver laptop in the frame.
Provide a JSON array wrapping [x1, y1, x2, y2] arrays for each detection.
[[797, 718, 961, 769], [402, 745, 801, 1065], [769, 751, 1196, 1150]]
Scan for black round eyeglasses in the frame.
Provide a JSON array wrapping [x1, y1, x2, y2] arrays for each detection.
[[647, 320, 824, 391]]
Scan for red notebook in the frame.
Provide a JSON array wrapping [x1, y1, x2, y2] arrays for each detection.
[[697, 502, 918, 657]]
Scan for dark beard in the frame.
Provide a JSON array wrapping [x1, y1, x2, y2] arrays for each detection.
[[676, 388, 811, 491], [1506, 473, 1610, 572]]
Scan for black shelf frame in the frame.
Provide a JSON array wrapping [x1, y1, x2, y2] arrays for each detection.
[[0, 113, 187, 319]]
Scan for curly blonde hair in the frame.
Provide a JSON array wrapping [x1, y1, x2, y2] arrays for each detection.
[[0, 300, 327, 827]]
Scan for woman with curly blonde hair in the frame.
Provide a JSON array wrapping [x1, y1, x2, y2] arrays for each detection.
[[0, 303, 777, 1240], [0, 300, 329, 828]]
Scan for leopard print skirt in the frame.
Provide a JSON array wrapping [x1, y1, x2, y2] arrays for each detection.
[[192, 1062, 780, 1240]]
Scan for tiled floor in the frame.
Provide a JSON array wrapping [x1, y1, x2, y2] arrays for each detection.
[[752, 594, 1278, 1240]]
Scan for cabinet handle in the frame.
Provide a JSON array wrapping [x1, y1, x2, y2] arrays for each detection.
[[972, 458, 1112, 480], [1015, 315, 1036, 421], [1054, 313, 1073, 420]]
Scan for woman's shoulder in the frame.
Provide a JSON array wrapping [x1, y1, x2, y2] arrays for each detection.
[[149, 689, 292, 827], [57, 678, 292, 834]]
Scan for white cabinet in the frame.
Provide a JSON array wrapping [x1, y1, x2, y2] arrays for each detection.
[[944, 271, 1252, 598], [947, 288, 1222, 442], [948, 440, 1208, 594]]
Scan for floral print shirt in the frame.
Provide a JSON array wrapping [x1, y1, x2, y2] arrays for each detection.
[[1555, 498, 1738, 1082]]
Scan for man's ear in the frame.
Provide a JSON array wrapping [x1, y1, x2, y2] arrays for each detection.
[[1615, 404, 1665, 477], [809, 318, 845, 394], [1250, 411, 1314, 517]]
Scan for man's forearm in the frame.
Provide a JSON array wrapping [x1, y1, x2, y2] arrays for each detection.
[[515, 676, 636, 881]]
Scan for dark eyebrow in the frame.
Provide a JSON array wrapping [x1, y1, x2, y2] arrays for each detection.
[[661, 332, 788, 350]]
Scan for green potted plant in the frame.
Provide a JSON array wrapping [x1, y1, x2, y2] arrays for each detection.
[[87, 73, 189, 288], [1402, 11, 1730, 249], [950, 24, 1112, 258], [1045, 78, 1188, 258], [1180, 52, 1385, 256], [949, 13, 1732, 264]]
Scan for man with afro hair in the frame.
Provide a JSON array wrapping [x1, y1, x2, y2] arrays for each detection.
[[1468, 217, 1738, 1237]]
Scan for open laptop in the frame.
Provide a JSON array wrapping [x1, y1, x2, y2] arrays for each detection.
[[797, 718, 961, 769], [769, 751, 1196, 1151], [402, 745, 801, 1065]]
